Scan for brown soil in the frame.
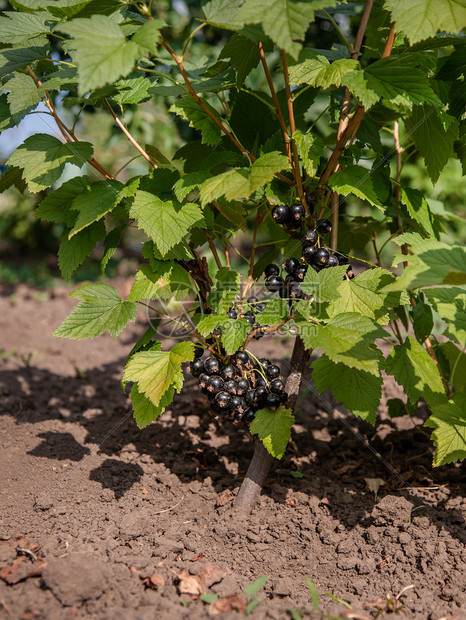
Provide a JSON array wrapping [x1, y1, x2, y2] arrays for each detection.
[[0, 283, 464, 620]]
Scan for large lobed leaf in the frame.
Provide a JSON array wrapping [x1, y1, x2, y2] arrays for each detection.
[[425, 393, 466, 467], [250, 406, 295, 459]]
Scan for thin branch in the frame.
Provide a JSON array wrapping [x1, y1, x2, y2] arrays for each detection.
[[382, 23, 396, 58], [371, 232, 381, 266], [103, 98, 158, 170], [243, 316, 292, 349], [394, 120, 409, 263], [203, 229, 222, 269], [330, 191, 340, 250]]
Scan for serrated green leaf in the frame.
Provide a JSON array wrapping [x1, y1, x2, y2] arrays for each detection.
[[128, 323, 161, 358], [293, 130, 322, 178], [7, 134, 94, 193], [110, 74, 154, 105], [341, 70, 380, 109], [401, 187, 437, 238], [6, 72, 43, 124], [101, 224, 127, 274], [222, 318, 249, 354], [301, 265, 348, 302], [385, 0, 466, 44], [173, 172, 208, 202], [46, 0, 96, 19], [131, 19, 164, 55], [257, 298, 289, 325], [424, 392, 466, 466], [425, 287, 466, 347], [384, 335, 446, 408], [328, 165, 390, 209], [123, 342, 194, 406], [130, 383, 174, 429], [411, 299, 434, 343], [58, 219, 105, 280], [69, 179, 125, 236], [289, 56, 358, 88], [405, 105, 459, 183], [128, 263, 192, 302], [0, 44, 49, 80], [219, 32, 260, 86], [387, 398, 417, 418], [130, 190, 205, 257], [208, 267, 241, 313], [0, 11, 54, 44], [35, 176, 92, 225], [442, 341, 466, 391], [197, 313, 231, 336], [250, 406, 294, 459], [202, 0, 244, 30], [170, 95, 222, 146], [0, 166, 26, 193], [53, 283, 136, 339], [199, 151, 290, 206]]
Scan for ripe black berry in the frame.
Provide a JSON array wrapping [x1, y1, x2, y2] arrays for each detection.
[[289, 282, 302, 298], [244, 314, 255, 325], [194, 345, 204, 359], [224, 379, 237, 394], [272, 204, 289, 224], [222, 365, 237, 380], [280, 391, 289, 404], [254, 386, 268, 407], [264, 264, 280, 278], [289, 203, 304, 220], [265, 275, 283, 293], [302, 230, 317, 247], [313, 247, 330, 266], [286, 217, 302, 230], [190, 359, 204, 377], [294, 265, 307, 281], [316, 218, 332, 235], [235, 377, 249, 395], [243, 409, 256, 423], [284, 257, 300, 274], [258, 358, 271, 368], [244, 310, 255, 320], [266, 392, 281, 409], [266, 364, 281, 380], [206, 375, 224, 393], [198, 373, 209, 389], [327, 254, 339, 268], [253, 328, 264, 340], [302, 245, 317, 264], [204, 357, 221, 375], [234, 351, 249, 366], [255, 376, 267, 388], [247, 296, 258, 305], [256, 302, 267, 312], [335, 252, 349, 265], [346, 266, 355, 279], [270, 378, 285, 394], [231, 396, 246, 413], [245, 389, 256, 407], [227, 309, 237, 319], [234, 411, 244, 423], [214, 391, 232, 409]]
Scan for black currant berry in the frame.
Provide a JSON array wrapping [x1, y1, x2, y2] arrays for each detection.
[[231, 396, 246, 413], [194, 345, 204, 359], [266, 364, 281, 380], [244, 310, 255, 320], [255, 376, 267, 388], [256, 302, 267, 312], [235, 377, 249, 395], [234, 411, 244, 423], [284, 257, 300, 274], [234, 351, 249, 366], [335, 252, 349, 265], [316, 218, 332, 235], [206, 375, 224, 394], [258, 358, 271, 368], [346, 266, 355, 279], [227, 309, 237, 319], [245, 390, 256, 407], [247, 296, 259, 305], [280, 391, 289, 404], [198, 373, 209, 389], [289, 282, 302, 298], [244, 315, 255, 326], [289, 203, 304, 221], [222, 365, 237, 380], [327, 254, 339, 268], [272, 204, 290, 224], [204, 357, 221, 375], [254, 386, 268, 407], [265, 275, 283, 293], [302, 230, 318, 247], [224, 379, 237, 394], [244, 409, 256, 423], [190, 359, 204, 377], [264, 264, 280, 278], [270, 378, 285, 394], [214, 391, 232, 409], [286, 218, 302, 230], [279, 284, 289, 299], [266, 392, 281, 409], [253, 329, 264, 340], [302, 245, 318, 264], [285, 274, 295, 285], [313, 247, 330, 266], [294, 265, 307, 281]]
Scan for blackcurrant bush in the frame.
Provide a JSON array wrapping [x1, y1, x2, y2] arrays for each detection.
[[222, 364, 237, 380], [266, 364, 281, 380], [204, 357, 221, 375], [194, 345, 204, 359], [190, 359, 204, 377], [224, 379, 237, 394], [234, 351, 249, 366], [327, 254, 339, 268], [265, 275, 283, 293], [302, 230, 318, 247], [289, 203, 304, 221], [272, 204, 289, 224], [254, 386, 268, 407], [227, 309, 237, 319], [198, 373, 209, 389], [270, 378, 285, 393], [247, 296, 259, 305], [256, 302, 267, 312], [284, 257, 300, 273], [266, 392, 281, 409], [214, 391, 232, 409], [294, 265, 307, 281], [264, 264, 280, 278], [302, 245, 317, 264], [316, 218, 332, 235], [243, 409, 256, 423], [206, 375, 224, 393], [245, 390, 256, 407], [280, 391, 289, 404], [313, 247, 330, 266], [235, 377, 249, 395]]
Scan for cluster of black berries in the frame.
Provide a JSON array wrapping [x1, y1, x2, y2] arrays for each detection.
[[189, 348, 288, 424], [271, 203, 306, 230], [264, 218, 353, 300], [226, 297, 267, 341]]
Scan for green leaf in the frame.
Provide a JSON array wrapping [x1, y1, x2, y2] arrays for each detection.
[[301, 265, 348, 302], [6, 73, 42, 124], [411, 298, 434, 343], [250, 406, 294, 459], [130, 190, 205, 257], [221, 318, 249, 355], [202, 0, 244, 30], [442, 341, 466, 391], [387, 398, 417, 418], [400, 187, 437, 238], [219, 32, 260, 86], [297, 312, 386, 375], [200, 593, 219, 604], [425, 392, 466, 466], [0, 45, 49, 80], [196, 313, 232, 336], [131, 19, 164, 55], [208, 267, 241, 313], [425, 287, 466, 347], [170, 95, 222, 146], [69, 179, 125, 236], [130, 383, 174, 429], [328, 165, 390, 209], [60, 15, 145, 95], [0, 166, 26, 193], [199, 151, 290, 206], [173, 172, 208, 202], [0, 11, 54, 44], [244, 575, 268, 597], [305, 578, 319, 610], [384, 336, 446, 408], [123, 342, 194, 406], [405, 105, 459, 183], [53, 283, 136, 339], [128, 263, 192, 302], [293, 130, 322, 178], [341, 70, 380, 109], [101, 224, 127, 274], [257, 298, 289, 326], [36, 176, 92, 225], [385, 0, 466, 44], [7, 134, 94, 193], [312, 355, 382, 424], [289, 56, 358, 88], [58, 220, 105, 280], [110, 74, 154, 105]]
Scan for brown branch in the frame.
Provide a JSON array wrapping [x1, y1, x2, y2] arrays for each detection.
[[243, 316, 292, 350], [203, 229, 222, 269], [103, 99, 158, 170], [382, 23, 396, 58]]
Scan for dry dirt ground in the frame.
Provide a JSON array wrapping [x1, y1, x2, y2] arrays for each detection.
[[0, 282, 464, 620]]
